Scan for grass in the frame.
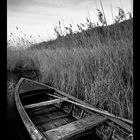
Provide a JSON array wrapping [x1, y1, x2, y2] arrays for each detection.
[[7, 8, 133, 120]]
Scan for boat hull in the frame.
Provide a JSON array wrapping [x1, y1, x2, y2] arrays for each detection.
[[15, 78, 133, 140]]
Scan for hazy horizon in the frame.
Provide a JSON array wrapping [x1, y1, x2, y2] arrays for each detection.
[[7, 0, 133, 43]]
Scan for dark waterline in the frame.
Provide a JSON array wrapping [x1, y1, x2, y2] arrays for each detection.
[[7, 83, 31, 140]]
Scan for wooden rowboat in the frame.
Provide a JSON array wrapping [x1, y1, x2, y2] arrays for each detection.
[[15, 78, 133, 140]]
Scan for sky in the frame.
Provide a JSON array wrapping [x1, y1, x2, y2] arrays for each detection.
[[7, 0, 133, 43]]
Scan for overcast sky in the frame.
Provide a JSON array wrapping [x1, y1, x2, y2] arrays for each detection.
[[7, 0, 133, 42]]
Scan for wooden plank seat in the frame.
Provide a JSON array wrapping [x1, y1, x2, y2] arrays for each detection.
[[24, 97, 67, 109], [43, 113, 107, 140]]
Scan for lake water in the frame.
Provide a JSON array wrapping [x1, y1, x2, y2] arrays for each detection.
[[7, 75, 31, 140]]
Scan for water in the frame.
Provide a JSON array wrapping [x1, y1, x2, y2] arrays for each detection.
[[7, 74, 31, 140]]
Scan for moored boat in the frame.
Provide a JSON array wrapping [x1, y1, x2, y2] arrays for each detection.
[[14, 78, 133, 140]]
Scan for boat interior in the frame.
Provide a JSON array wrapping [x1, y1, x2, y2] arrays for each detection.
[[20, 90, 131, 140]]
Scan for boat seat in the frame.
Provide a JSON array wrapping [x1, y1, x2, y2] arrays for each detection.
[[24, 98, 67, 109], [43, 113, 107, 140]]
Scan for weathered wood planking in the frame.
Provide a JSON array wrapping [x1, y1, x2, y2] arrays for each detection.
[[22, 78, 133, 125], [35, 114, 69, 126], [24, 98, 66, 109], [27, 106, 60, 117], [15, 78, 133, 140], [48, 93, 133, 132], [30, 109, 69, 126], [107, 117, 133, 133], [42, 117, 75, 132], [14, 78, 47, 140], [44, 114, 107, 140]]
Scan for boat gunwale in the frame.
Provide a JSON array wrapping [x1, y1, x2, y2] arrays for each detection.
[[14, 78, 48, 140]]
